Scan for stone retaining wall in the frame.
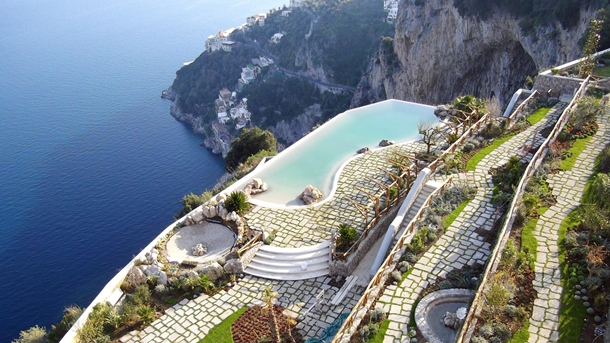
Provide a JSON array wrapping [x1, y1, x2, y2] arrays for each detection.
[[533, 74, 583, 97]]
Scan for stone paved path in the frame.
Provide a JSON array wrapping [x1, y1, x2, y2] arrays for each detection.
[[528, 110, 610, 342], [121, 138, 432, 343], [120, 275, 362, 343], [377, 103, 566, 342]]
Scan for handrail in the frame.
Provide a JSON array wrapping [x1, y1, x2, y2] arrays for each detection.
[[506, 90, 540, 129], [456, 76, 591, 342]]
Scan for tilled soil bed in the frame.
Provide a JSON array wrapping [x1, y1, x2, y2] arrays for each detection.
[[232, 305, 304, 343]]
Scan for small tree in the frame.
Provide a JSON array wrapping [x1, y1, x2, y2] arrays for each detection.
[[262, 287, 281, 343], [48, 305, 83, 343], [580, 19, 602, 77], [418, 121, 437, 154], [225, 127, 277, 171]]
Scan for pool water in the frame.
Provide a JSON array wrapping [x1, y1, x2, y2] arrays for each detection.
[[250, 100, 437, 206]]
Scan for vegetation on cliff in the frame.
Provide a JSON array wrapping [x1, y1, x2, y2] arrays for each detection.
[[169, 0, 392, 145], [225, 127, 277, 171], [453, 0, 606, 31]]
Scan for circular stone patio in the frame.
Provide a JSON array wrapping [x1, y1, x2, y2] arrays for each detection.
[[166, 222, 236, 264]]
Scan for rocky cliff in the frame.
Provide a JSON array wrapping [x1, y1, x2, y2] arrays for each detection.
[[353, 0, 597, 107]]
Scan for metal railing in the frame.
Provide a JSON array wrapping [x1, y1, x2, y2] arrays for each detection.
[[455, 76, 591, 342], [505, 90, 540, 129]]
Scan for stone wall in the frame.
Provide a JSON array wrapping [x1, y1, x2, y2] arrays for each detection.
[[533, 74, 583, 97], [329, 205, 400, 276]]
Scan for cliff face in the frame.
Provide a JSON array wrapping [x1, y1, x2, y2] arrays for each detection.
[[266, 104, 322, 146], [353, 0, 595, 106]]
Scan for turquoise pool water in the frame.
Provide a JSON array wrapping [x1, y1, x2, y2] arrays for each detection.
[[249, 100, 437, 206]]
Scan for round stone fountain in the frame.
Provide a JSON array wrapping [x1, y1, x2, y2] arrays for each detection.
[[414, 289, 474, 343]]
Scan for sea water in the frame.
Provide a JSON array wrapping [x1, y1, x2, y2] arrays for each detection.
[[0, 0, 286, 340]]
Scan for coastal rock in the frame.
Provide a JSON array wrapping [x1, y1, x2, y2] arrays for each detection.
[[192, 243, 208, 256], [252, 178, 263, 188], [202, 205, 212, 218], [143, 265, 162, 277], [126, 266, 147, 286], [224, 259, 244, 274], [157, 271, 168, 286], [218, 206, 228, 220], [197, 262, 224, 281], [379, 139, 394, 147], [216, 193, 227, 203], [357, 147, 370, 154], [299, 185, 323, 205], [209, 205, 218, 218]]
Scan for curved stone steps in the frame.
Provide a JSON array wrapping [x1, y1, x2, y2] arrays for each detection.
[[244, 241, 331, 280]]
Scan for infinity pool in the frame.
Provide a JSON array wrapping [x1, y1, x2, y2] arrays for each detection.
[[245, 100, 437, 206]]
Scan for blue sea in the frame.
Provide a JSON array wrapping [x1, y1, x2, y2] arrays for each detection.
[[0, 0, 286, 341]]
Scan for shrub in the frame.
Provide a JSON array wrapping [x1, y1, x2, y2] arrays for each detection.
[[225, 127, 277, 171], [48, 305, 83, 343], [479, 323, 494, 338], [132, 285, 151, 305], [398, 261, 411, 273], [471, 336, 489, 343], [391, 271, 402, 283], [12, 326, 48, 343], [136, 305, 155, 326], [336, 224, 359, 252], [463, 142, 475, 152], [402, 252, 417, 264], [224, 191, 249, 215], [369, 307, 387, 322], [492, 322, 510, 341]]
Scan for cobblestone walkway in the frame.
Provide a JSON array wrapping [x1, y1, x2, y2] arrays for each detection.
[[121, 275, 362, 343], [377, 104, 565, 342], [528, 111, 610, 342], [247, 142, 427, 248], [121, 139, 430, 343]]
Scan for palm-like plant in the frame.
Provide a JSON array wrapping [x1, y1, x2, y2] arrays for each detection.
[[262, 287, 281, 343], [224, 191, 249, 215]]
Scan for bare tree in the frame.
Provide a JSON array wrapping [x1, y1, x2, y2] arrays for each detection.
[[418, 121, 437, 154]]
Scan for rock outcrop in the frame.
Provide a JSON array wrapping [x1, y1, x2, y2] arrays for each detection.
[[300, 185, 323, 205], [353, 0, 595, 107]]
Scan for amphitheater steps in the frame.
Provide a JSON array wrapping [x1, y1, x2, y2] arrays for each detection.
[[244, 241, 331, 280]]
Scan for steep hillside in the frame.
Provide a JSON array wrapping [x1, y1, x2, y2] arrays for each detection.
[[352, 0, 603, 107]]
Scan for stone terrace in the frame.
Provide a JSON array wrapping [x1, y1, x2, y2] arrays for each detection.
[[122, 138, 431, 342], [528, 109, 610, 342], [376, 103, 566, 342], [247, 140, 428, 248]]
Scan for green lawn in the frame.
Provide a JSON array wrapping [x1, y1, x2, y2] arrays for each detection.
[[594, 65, 610, 77], [560, 136, 593, 171], [443, 200, 471, 229], [466, 133, 517, 171], [198, 306, 248, 343], [368, 319, 390, 343], [557, 210, 586, 343], [527, 107, 551, 126], [508, 321, 530, 343], [521, 207, 547, 271]]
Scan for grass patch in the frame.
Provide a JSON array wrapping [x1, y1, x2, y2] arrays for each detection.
[[409, 298, 421, 328], [594, 65, 610, 77], [557, 210, 586, 343], [466, 132, 517, 171], [521, 208, 547, 271], [560, 136, 593, 171], [198, 306, 248, 343], [401, 267, 414, 283], [527, 107, 551, 125], [508, 321, 530, 343], [368, 319, 390, 343], [443, 200, 471, 229]]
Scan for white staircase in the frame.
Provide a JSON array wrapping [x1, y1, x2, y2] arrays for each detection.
[[393, 181, 441, 244], [244, 241, 331, 280]]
